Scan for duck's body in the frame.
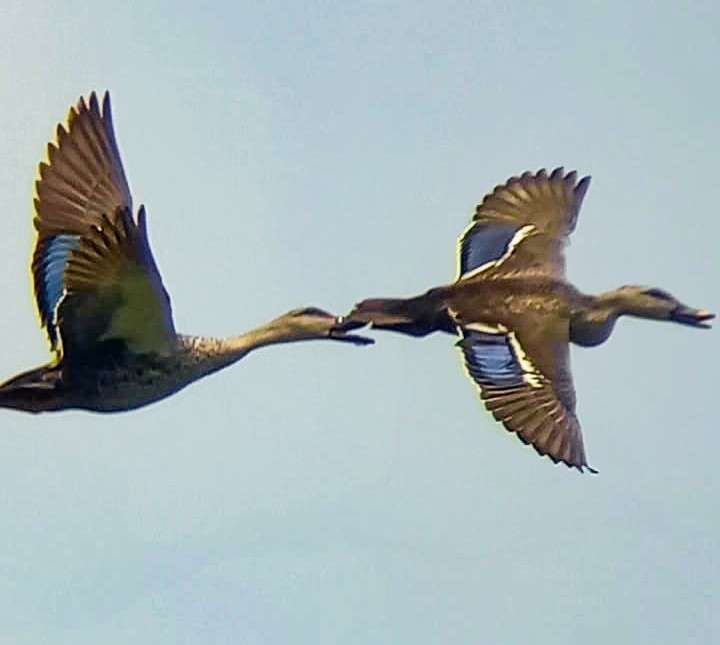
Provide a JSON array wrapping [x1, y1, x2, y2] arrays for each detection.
[[0, 324, 359, 414], [341, 169, 713, 472], [0, 93, 370, 413]]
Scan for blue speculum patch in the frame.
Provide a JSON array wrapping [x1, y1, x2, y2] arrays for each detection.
[[459, 222, 519, 275], [41, 234, 80, 323], [462, 328, 526, 388]]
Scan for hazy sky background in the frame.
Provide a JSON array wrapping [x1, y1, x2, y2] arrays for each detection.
[[0, 1, 718, 643]]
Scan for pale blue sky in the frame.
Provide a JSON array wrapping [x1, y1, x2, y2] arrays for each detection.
[[0, 1, 718, 643]]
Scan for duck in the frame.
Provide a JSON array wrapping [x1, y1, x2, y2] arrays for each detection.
[[0, 92, 372, 414], [338, 168, 714, 472]]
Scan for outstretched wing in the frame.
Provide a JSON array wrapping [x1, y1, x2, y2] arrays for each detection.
[[32, 92, 175, 357], [456, 318, 594, 473], [457, 168, 590, 279]]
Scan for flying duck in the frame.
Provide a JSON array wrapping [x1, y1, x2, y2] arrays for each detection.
[[338, 168, 713, 472], [0, 92, 371, 413]]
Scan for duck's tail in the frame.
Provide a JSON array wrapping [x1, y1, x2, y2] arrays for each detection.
[[0, 365, 65, 413], [340, 290, 455, 337]]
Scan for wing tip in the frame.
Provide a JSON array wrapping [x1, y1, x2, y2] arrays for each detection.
[[523, 432, 597, 474], [537, 435, 597, 474], [77, 90, 110, 117], [483, 167, 591, 199], [461, 334, 595, 474]]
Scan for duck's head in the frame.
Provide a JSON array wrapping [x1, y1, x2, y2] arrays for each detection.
[[270, 307, 375, 345], [615, 286, 714, 328]]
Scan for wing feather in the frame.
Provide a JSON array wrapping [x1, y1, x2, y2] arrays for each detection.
[[458, 322, 594, 472], [31, 92, 174, 355], [59, 207, 175, 359], [459, 168, 591, 278]]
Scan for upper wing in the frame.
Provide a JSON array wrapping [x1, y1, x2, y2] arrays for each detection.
[[457, 168, 590, 279], [58, 206, 176, 359], [456, 317, 595, 473], [32, 92, 175, 357]]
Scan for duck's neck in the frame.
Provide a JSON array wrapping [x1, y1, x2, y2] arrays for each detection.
[[180, 318, 327, 380], [569, 290, 637, 347]]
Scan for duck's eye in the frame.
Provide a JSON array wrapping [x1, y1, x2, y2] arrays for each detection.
[[645, 288, 674, 302]]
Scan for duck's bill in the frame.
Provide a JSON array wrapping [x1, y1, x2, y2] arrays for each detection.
[[285, 307, 375, 345], [329, 316, 375, 345], [671, 306, 715, 328]]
